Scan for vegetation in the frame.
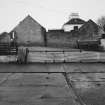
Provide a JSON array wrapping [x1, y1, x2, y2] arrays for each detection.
[[97, 16, 105, 31]]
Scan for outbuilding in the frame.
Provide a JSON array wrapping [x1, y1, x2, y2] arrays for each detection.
[[62, 13, 85, 32], [10, 15, 46, 46]]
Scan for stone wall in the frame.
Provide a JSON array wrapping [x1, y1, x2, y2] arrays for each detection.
[[47, 30, 78, 48]]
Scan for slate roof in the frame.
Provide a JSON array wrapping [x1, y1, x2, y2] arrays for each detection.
[[64, 18, 86, 25]]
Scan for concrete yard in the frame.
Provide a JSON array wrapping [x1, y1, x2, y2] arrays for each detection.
[[67, 73, 105, 105], [0, 73, 80, 105], [0, 63, 105, 105]]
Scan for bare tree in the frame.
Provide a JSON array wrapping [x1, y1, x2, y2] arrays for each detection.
[[97, 16, 105, 31]]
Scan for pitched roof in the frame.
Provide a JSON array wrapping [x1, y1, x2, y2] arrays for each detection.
[[64, 18, 86, 25], [78, 19, 99, 38], [79, 19, 99, 31], [22, 15, 43, 27]]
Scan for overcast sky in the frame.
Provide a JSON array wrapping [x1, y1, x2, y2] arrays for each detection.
[[0, 0, 105, 32]]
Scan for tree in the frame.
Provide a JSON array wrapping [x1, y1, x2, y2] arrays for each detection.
[[97, 16, 105, 31]]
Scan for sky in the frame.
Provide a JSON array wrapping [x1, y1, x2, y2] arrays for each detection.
[[0, 0, 105, 32]]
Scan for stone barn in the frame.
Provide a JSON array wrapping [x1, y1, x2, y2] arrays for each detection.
[[10, 15, 46, 46], [47, 14, 102, 48], [78, 19, 100, 40]]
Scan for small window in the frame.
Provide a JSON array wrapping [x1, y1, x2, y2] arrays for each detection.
[[74, 26, 78, 31]]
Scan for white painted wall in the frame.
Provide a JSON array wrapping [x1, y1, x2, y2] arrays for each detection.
[[100, 39, 105, 50], [63, 24, 83, 32]]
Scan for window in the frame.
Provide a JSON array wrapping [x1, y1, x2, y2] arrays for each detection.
[[74, 26, 78, 31]]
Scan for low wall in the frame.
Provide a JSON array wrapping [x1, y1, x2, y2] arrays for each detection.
[[28, 51, 105, 63]]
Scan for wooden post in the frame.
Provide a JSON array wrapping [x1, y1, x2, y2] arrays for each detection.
[[25, 48, 29, 64], [17, 47, 27, 64]]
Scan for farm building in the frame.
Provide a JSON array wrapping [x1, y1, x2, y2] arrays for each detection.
[[78, 19, 100, 40], [10, 15, 46, 46], [62, 13, 86, 32], [47, 13, 103, 48], [0, 13, 105, 105], [0, 13, 102, 49], [4, 13, 103, 48]]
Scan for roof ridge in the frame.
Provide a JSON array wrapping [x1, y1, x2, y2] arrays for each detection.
[[10, 15, 45, 32], [21, 15, 43, 27], [79, 19, 99, 31], [64, 18, 86, 25]]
